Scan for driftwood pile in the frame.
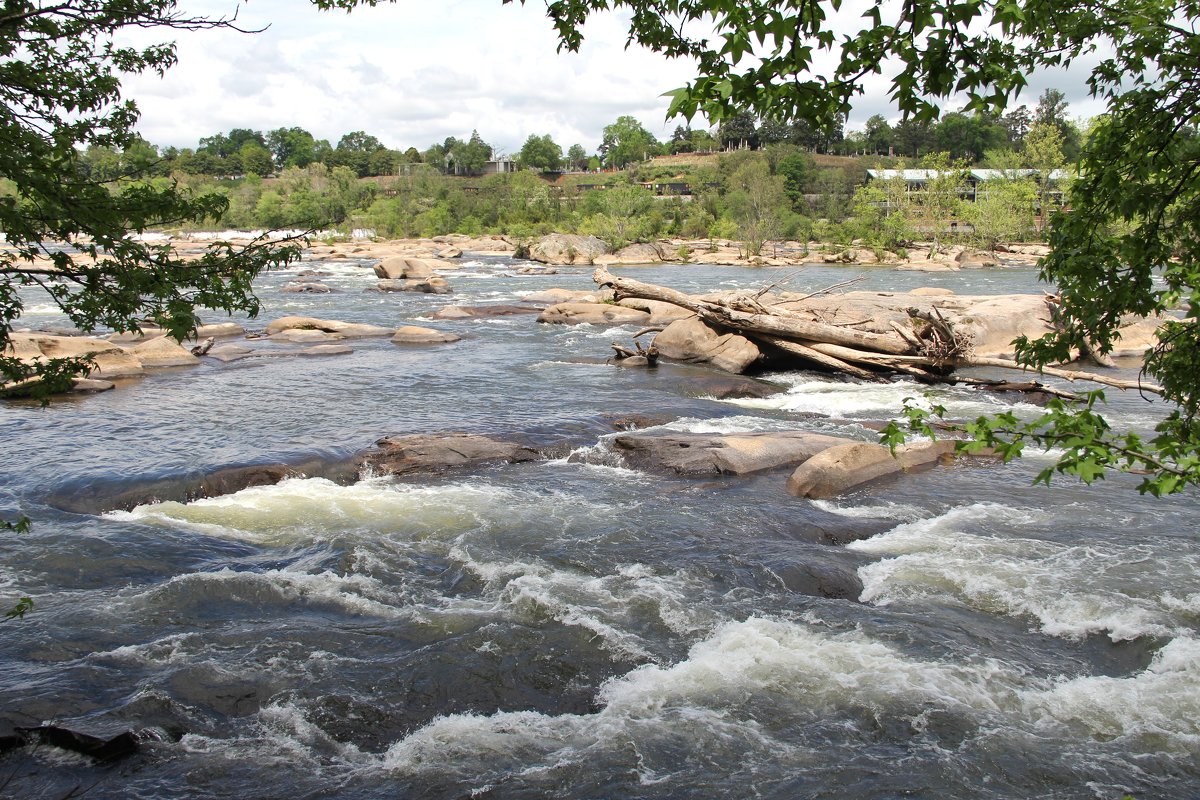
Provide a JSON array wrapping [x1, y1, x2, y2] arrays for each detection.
[[594, 267, 1163, 399]]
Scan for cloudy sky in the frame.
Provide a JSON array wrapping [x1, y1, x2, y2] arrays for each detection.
[[121, 0, 1106, 156]]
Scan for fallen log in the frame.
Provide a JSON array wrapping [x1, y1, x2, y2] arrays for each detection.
[[594, 267, 912, 356]]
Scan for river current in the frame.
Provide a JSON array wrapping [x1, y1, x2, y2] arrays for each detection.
[[1, 253, 1197, 799]]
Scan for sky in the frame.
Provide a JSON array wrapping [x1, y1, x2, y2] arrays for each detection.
[[120, 0, 1108, 156]]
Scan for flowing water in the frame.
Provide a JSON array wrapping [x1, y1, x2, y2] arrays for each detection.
[[1, 254, 1198, 799]]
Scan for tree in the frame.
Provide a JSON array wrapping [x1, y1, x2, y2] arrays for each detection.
[[598, 115, 659, 169], [724, 160, 786, 256], [331, 130, 387, 177], [863, 114, 893, 155], [964, 175, 1037, 250], [0, 0, 298, 396], [718, 111, 758, 150], [267, 127, 326, 169], [447, 130, 492, 176], [1023, 121, 1066, 229], [517, 134, 563, 171], [566, 144, 589, 171], [1034, 89, 1083, 160]]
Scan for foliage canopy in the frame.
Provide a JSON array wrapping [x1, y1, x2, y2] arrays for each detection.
[[0, 0, 300, 395]]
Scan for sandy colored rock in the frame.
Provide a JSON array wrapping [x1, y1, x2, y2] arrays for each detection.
[[536, 302, 652, 326], [617, 298, 695, 325], [521, 288, 606, 305], [70, 378, 115, 393], [653, 318, 762, 374], [593, 242, 667, 265], [786, 440, 957, 498], [375, 256, 435, 280], [391, 326, 461, 344], [528, 234, 609, 265], [9, 333, 144, 378], [265, 316, 394, 338], [269, 329, 344, 344], [910, 287, 955, 297], [130, 336, 199, 368], [430, 305, 540, 320], [606, 430, 853, 475], [196, 322, 246, 338]]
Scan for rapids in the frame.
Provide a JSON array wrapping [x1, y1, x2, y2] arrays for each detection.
[[1, 254, 1197, 798]]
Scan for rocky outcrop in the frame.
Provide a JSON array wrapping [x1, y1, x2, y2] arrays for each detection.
[[536, 302, 651, 326], [528, 234, 609, 265], [653, 318, 762, 373], [603, 430, 853, 475], [616, 298, 694, 326], [129, 336, 199, 368], [377, 277, 451, 294], [594, 242, 667, 265], [264, 316, 394, 338], [356, 433, 542, 476], [391, 326, 461, 344], [521, 288, 610, 305], [430, 305, 540, 320], [8, 333, 146, 378], [280, 281, 334, 294], [786, 440, 957, 498], [373, 257, 454, 280]]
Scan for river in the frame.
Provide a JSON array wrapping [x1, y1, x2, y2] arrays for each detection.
[[1, 252, 1197, 798]]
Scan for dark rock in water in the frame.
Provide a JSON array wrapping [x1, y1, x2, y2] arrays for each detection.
[[690, 376, 786, 400], [297, 269, 333, 277], [601, 412, 678, 431], [609, 430, 851, 476], [46, 457, 359, 514], [356, 433, 542, 476], [2, 725, 140, 762], [766, 559, 864, 600]]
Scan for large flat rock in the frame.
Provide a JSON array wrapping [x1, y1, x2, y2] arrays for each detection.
[[607, 430, 853, 475], [356, 433, 542, 476]]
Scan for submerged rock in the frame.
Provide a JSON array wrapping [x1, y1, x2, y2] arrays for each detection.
[[430, 304, 540, 320], [391, 326, 461, 344], [536, 302, 651, 326], [265, 316, 394, 338]]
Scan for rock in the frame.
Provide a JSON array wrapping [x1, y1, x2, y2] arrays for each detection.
[[374, 256, 436, 279], [15, 334, 145, 378], [298, 269, 333, 277], [955, 249, 1000, 268], [593, 242, 666, 265], [606, 430, 853, 476], [653, 318, 762, 374], [108, 327, 165, 343], [195, 322, 246, 338], [910, 287, 955, 297], [398, 277, 451, 294], [521, 288, 606, 305], [265, 316, 394, 338], [430, 305, 540, 320], [528, 234, 609, 265], [295, 345, 353, 357], [515, 266, 558, 275], [689, 376, 784, 400], [766, 558, 864, 600], [70, 378, 115, 393], [617, 298, 694, 325], [436, 246, 463, 259], [537, 302, 651, 326], [897, 259, 960, 272], [281, 281, 334, 294], [601, 413, 678, 431], [391, 326, 461, 344], [786, 440, 957, 498], [356, 433, 541, 476], [206, 344, 255, 362], [129, 336, 199, 368], [613, 355, 650, 367], [268, 329, 345, 344]]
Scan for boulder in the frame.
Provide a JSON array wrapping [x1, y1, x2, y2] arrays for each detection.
[[605, 430, 853, 476], [206, 344, 255, 362], [196, 322, 246, 338], [391, 326, 461, 344], [281, 281, 334, 294], [617, 298, 694, 325], [430, 305, 540, 320], [264, 316, 394, 338], [12, 334, 145, 378], [356, 433, 541, 476], [521, 288, 605, 305], [399, 277, 451, 294], [528, 234, 609, 265], [374, 256, 436, 280], [786, 440, 957, 498], [593, 242, 666, 265], [910, 287, 955, 297], [70, 378, 115, 393], [436, 246, 463, 259], [129, 336, 199, 368], [268, 329, 344, 344], [515, 266, 558, 275], [955, 249, 1000, 268], [537, 302, 651, 326], [653, 318, 762, 374]]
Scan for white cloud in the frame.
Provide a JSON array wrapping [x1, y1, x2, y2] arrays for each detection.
[[119, 0, 1107, 151]]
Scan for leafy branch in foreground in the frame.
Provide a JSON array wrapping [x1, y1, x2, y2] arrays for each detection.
[[0, 0, 302, 392], [1, 517, 32, 621], [882, 393, 1200, 496]]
